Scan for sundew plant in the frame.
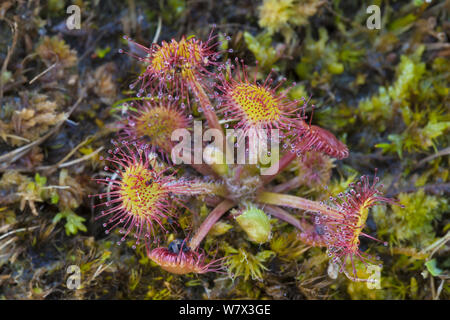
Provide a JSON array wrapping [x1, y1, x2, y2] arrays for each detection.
[[90, 28, 402, 284]]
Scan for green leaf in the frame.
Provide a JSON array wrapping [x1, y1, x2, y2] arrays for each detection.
[[243, 31, 279, 70], [53, 210, 87, 236], [95, 46, 111, 59], [52, 212, 63, 224], [256, 250, 275, 261], [51, 192, 59, 204], [425, 259, 442, 277], [34, 173, 47, 187], [388, 14, 417, 33]]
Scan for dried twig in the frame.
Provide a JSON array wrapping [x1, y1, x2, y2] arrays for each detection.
[[36, 137, 91, 170], [415, 147, 450, 169], [386, 183, 450, 197], [53, 146, 103, 169], [152, 16, 162, 44], [421, 231, 450, 259], [28, 62, 57, 84], [0, 226, 39, 242], [36, 146, 103, 172]]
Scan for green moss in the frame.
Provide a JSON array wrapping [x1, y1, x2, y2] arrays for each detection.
[[53, 209, 87, 236], [376, 108, 450, 157], [359, 48, 426, 130], [223, 243, 274, 281], [373, 189, 447, 248], [270, 231, 308, 261], [236, 206, 271, 244], [244, 32, 280, 71]]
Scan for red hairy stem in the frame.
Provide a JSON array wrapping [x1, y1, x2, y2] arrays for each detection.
[[204, 195, 224, 207], [264, 205, 329, 248], [189, 199, 235, 250], [187, 181, 228, 197], [264, 205, 304, 231], [260, 120, 310, 184], [270, 176, 302, 193], [257, 191, 340, 217], [190, 80, 233, 178], [191, 80, 223, 133]]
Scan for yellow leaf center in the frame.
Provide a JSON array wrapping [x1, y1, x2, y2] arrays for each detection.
[[230, 83, 280, 125], [120, 164, 163, 218]]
